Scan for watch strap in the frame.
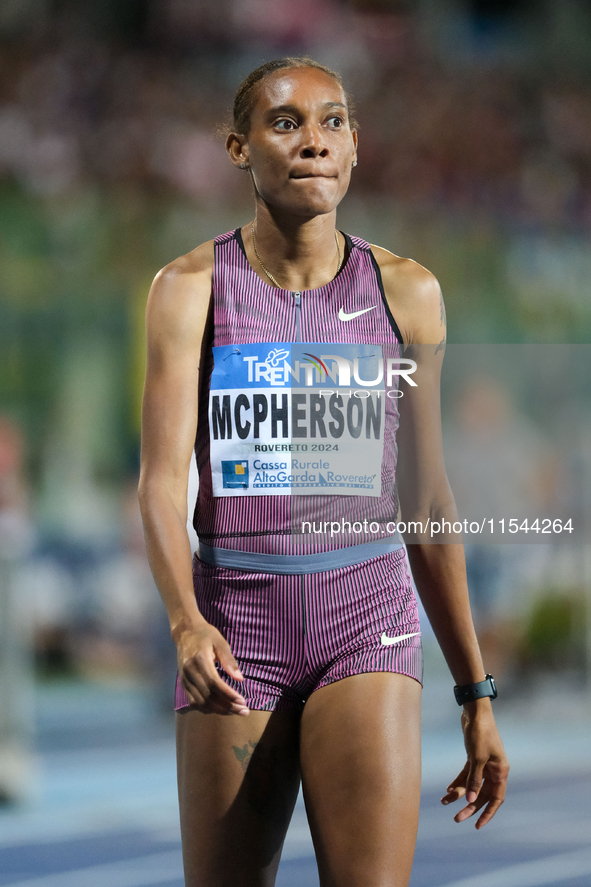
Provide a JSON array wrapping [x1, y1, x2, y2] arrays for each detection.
[[454, 674, 497, 705]]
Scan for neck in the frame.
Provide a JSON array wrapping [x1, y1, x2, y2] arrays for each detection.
[[246, 207, 343, 291]]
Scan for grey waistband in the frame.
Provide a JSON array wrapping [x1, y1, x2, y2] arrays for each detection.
[[196, 536, 404, 574]]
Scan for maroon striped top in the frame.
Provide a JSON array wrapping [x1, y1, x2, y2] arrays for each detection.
[[193, 228, 403, 555]]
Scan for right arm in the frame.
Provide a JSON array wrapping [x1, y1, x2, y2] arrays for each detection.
[[374, 245, 508, 827], [138, 243, 249, 716]]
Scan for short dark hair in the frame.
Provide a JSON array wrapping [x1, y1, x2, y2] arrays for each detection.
[[232, 57, 357, 135]]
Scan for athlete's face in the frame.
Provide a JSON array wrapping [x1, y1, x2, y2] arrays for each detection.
[[229, 67, 358, 218]]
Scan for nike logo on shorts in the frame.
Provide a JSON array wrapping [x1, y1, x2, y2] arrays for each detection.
[[380, 631, 420, 646], [338, 306, 377, 322]]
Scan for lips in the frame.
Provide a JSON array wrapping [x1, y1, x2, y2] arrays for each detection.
[[290, 173, 337, 179]]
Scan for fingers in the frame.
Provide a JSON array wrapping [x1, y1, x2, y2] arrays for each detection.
[[475, 794, 505, 829], [215, 639, 244, 683], [182, 682, 249, 715], [441, 760, 508, 828], [441, 712, 510, 827], [182, 670, 249, 715], [473, 759, 509, 828], [176, 623, 249, 716], [441, 762, 469, 806], [453, 797, 482, 823], [182, 685, 243, 717], [450, 763, 509, 827], [453, 786, 504, 826], [465, 756, 486, 804], [182, 661, 249, 715], [444, 755, 486, 807], [181, 651, 249, 716]]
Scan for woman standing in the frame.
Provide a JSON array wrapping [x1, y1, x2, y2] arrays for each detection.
[[139, 57, 509, 887]]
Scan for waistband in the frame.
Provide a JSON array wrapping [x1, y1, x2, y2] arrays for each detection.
[[196, 536, 404, 574]]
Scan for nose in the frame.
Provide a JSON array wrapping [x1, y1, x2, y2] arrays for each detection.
[[299, 123, 329, 159]]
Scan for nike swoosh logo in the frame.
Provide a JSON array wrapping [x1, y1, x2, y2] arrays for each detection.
[[380, 631, 420, 646], [338, 306, 377, 322]]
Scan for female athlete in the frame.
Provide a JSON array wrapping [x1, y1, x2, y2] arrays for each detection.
[[138, 57, 509, 887]]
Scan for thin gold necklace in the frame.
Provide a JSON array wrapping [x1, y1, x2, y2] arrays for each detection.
[[251, 222, 342, 289]]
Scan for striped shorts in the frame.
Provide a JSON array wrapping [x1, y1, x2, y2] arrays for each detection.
[[174, 547, 423, 713]]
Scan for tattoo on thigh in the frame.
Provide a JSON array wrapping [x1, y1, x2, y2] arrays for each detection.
[[232, 740, 258, 772], [231, 739, 292, 822]]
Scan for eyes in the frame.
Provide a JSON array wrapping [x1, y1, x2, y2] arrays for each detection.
[[274, 115, 346, 132]]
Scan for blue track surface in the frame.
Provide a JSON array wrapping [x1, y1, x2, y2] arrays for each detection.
[[0, 679, 590, 886]]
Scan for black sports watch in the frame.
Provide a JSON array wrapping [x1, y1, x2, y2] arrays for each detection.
[[454, 674, 497, 706]]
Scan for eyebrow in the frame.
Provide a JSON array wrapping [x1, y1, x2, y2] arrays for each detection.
[[266, 101, 347, 116]]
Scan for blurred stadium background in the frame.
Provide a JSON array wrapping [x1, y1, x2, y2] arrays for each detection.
[[0, 1, 590, 885]]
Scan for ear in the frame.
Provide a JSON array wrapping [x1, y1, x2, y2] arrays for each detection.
[[226, 132, 250, 169], [351, 128, 358, 165]]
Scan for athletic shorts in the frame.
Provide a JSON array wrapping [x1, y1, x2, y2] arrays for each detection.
[[174, 547, 423, 714]]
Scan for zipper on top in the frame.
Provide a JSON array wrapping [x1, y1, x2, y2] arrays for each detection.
[[293, 291, 301, 342]]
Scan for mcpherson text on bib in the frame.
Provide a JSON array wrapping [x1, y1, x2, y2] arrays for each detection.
[[208, 343, 412, 498]]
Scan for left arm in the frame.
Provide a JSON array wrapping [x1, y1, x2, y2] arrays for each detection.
[[373, 246, 509, 828]]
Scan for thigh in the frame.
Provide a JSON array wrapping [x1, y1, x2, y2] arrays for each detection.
[[300, 672, 422, 887], [177, 707, 301, 887]]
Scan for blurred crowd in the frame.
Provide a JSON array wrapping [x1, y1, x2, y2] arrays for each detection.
[[0, 0, 590, 750], [1, 0, 591, 226]]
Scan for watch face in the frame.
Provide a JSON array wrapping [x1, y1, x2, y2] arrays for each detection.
[[488, 675, 498, 698]]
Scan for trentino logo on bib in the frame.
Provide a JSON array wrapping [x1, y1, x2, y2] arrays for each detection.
[[208, 343, 414, 498]]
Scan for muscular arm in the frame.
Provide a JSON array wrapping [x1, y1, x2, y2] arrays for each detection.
[[372, 245, 509, 827], [138, 242, 248, 716]]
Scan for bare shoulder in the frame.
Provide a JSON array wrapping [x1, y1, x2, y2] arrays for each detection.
[[370, 244, 439, 301], [146, 240, 215, 345], [150, 239, 215, 307], [370, 244, 444, 346]]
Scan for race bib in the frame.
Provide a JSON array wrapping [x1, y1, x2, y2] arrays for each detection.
[[208, 343, 406, 498]]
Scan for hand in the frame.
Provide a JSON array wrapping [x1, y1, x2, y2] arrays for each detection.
[[176, 619, 249, 716], [441, 701, 509, 828]]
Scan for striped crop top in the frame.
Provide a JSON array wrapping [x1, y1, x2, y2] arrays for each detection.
[[192, 227, 406, 560]]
